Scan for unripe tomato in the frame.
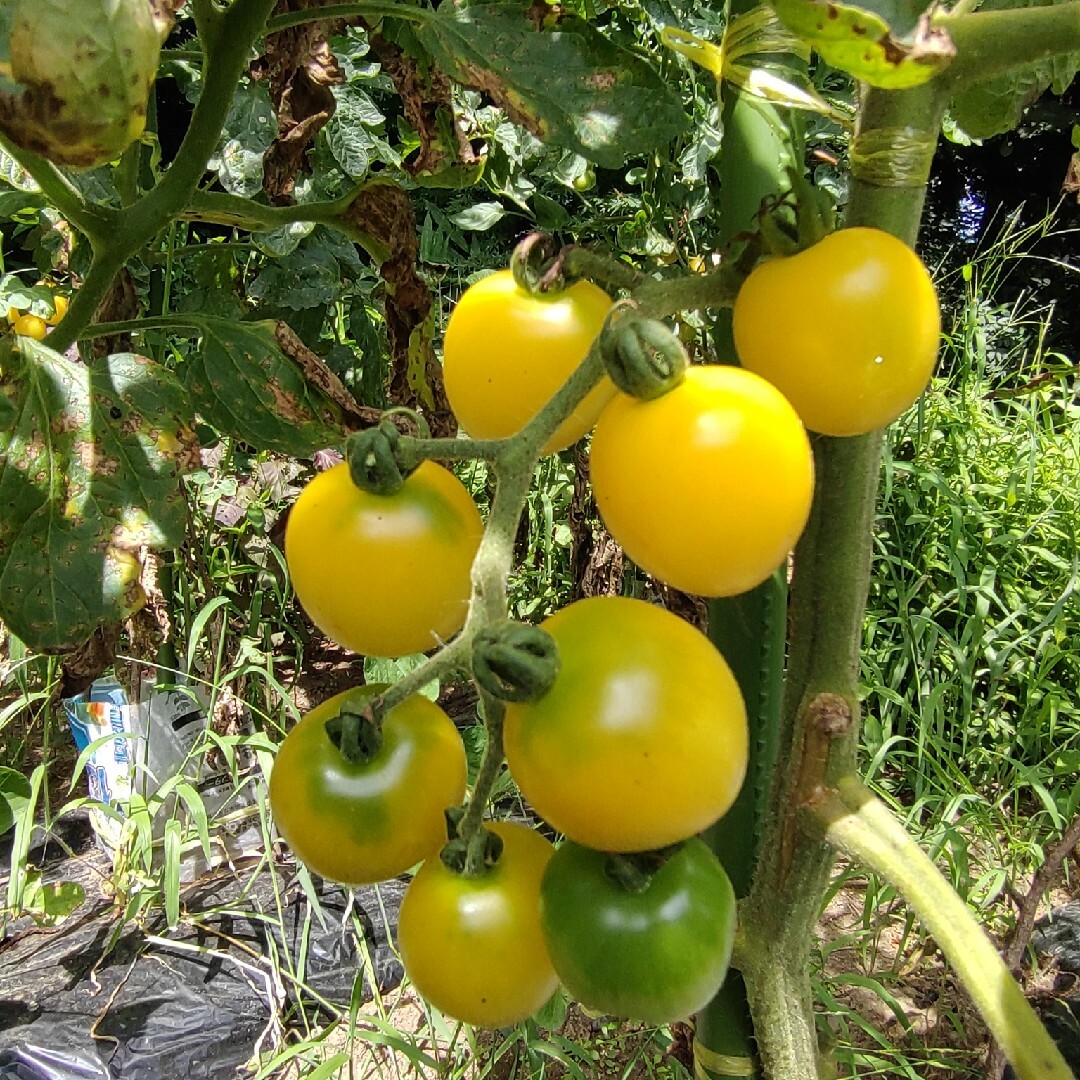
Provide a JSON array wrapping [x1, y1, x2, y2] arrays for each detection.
[[540, 839, 737, 1023], [285, 461, 483, 658], [13, 314, 47, 340], [732, 227, 941, 437], [398, 822, 559, 1028], [269, 685, 467, 885], [590, 365, 814, 598], [504, 597, 748, 852], [442, 270, 616, 454]]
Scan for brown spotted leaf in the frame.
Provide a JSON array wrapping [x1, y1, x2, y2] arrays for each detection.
[[416, 2, 687, 169], [181, 317, 349, 455], [0, 339, 197, 653]]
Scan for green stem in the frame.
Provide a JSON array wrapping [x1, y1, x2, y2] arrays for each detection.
[[397, 436, 507, 468], [740, 79, 947, 1080], [937, 1, 1080, 90], [559, 245, 749, 319], [457, 691, 507, 874], [76, 316, 204, 339], [813, 777, 1077, 1080], [182, 188, 386, 262], [262, 1, 432, 33], [365, 636, 471, 719]]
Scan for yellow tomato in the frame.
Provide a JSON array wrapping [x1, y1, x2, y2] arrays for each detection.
[[442, 270, 616, 454], [285, 461, 483, 658], [590, 365, 814, 597], [13, 314, 47, 340], [398, 822, 559, 1028], [732, 227, 941, 437], [504, 596, 748, 852]]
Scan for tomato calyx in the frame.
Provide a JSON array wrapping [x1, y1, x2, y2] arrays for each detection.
[[755, 167, 837, 259], [471, 621, 561, 702], [604, 845, 682, 894], [440, 815, 506, 877], [323, 703, 383, 764], [599, 302, 688, 401], [345, 420, 413, 495], [510, 231, 566, 296]]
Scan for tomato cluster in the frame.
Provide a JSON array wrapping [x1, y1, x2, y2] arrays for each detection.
[[6, 285, 69, 341], [273, 229, 939, 1031]]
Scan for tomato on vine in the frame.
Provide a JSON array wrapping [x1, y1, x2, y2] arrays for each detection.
[[441, 269, 615, 453], [503, 596, 748, 852], [732, 226, 941, 437], [540, 838, 737, 1024], [589, 365, 814, 598], [397, 822, 559, 1028], [269, 685, 467, 885], [285, 460, 483, 658]]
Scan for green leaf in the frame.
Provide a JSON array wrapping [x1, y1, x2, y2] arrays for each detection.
[[0, 766, 31, 835], [451, 200, 507, 230], [209, 79, 277, 197], [949, 0, 1080, 139], [417, 2, 688, 168], [326, 83, 385, 179], [0, 342, 196, 652], [22, 875, 86, 926], [771, 0, 955, 89], [181, 318, 347, 456]]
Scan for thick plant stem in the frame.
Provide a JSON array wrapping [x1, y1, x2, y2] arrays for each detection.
[[813, 777, 1076, 1080], [939, 2, 1080, 90], [697, 10, 803, 1071], [739, 80, 945, 1080]]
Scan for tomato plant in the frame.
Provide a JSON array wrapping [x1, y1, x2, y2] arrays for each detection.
[[540, 838, 737, 1024], [732, 227, 941, 437], [269, 685, 467, 885], [503, 596, 748, 852], [589, 365, 815, 598], [441, 269, 616, 453], [397, 822, 559, 1028], [285, 461, 484, 658]]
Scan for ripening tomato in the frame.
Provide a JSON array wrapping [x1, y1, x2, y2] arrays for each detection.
[[285, 461, 483, 658], [269, 685, 467, 885], [589, 365, 814, 598], [503, 597, 748, 852], [732, 227, 941, 437], [397, 822, 559, 1028], [442, 270, 616, 454], [540, 838, 737, 1024]]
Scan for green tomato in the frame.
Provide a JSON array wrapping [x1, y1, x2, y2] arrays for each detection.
[[540, 838, 737, 1024], [269, 685, 467, 885]]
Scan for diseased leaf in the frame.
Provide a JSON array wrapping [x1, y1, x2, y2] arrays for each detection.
[[417, 2, 687, 168], [0, 341, 198, 652], [181, 318, 358, 456], [949, 0, 1080, 139], [771, 0, 955, 89]]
